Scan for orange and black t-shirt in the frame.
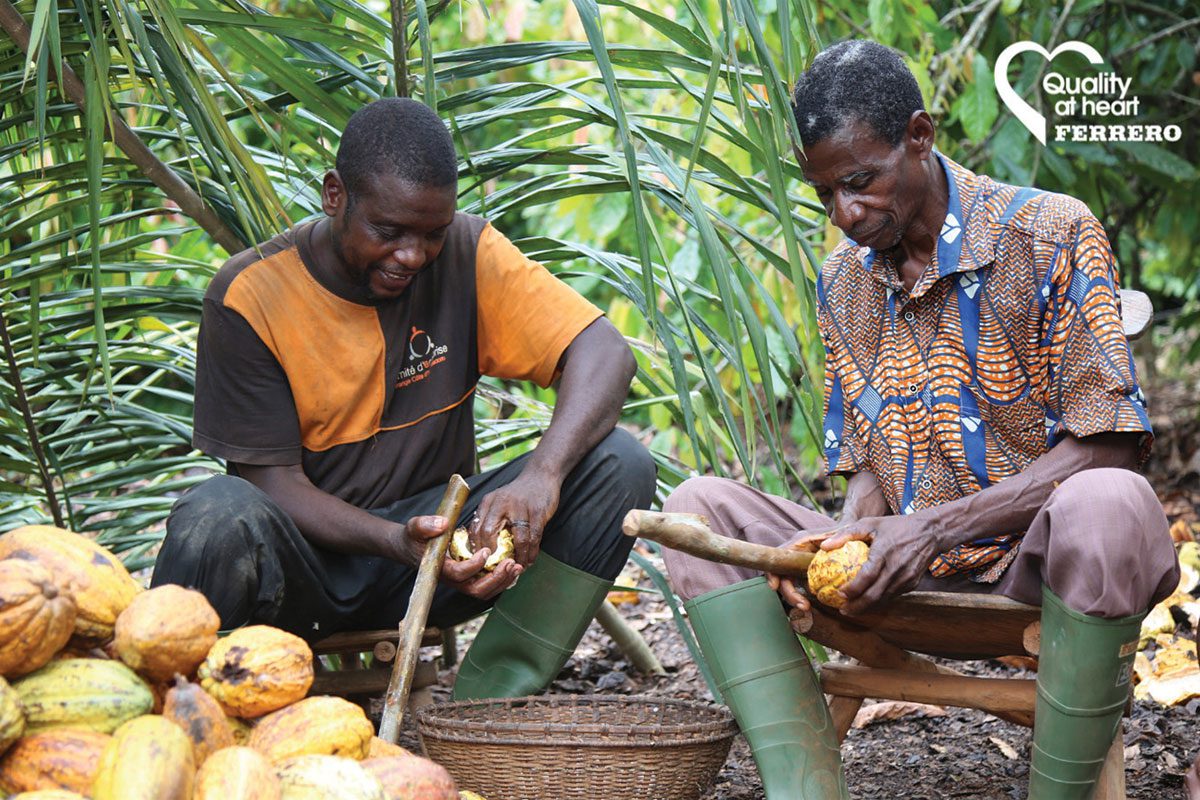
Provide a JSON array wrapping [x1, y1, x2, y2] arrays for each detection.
[[193, 212, 603, 508]]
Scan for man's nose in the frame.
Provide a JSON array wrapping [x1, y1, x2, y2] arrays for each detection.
[[391, 242, 423, 269], [830, 191, 865, 232]]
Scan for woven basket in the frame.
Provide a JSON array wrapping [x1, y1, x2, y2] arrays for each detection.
[[416, 694, 737, 800]]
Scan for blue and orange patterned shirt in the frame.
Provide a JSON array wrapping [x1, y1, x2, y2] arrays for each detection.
[[817, 153, 1151, 582]]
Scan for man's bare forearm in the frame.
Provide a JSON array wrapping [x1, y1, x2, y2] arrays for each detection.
[[840, 470, 890, 522], [911, 431, 1141, 552], [236, 463, 414, 563]]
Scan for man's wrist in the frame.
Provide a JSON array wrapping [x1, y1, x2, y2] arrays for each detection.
[[385, 520, 418, 565]]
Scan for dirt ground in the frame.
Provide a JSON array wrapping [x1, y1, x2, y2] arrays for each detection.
[[399, 341, 1200, 799]]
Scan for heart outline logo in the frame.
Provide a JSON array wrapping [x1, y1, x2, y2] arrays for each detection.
[[993, 41, 1105, 145]]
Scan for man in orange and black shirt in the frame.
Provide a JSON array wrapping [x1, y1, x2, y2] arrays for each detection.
[[152, 98, 656, 701], [657, 41, 1179, 799]]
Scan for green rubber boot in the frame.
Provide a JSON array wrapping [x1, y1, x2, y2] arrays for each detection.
[[452, 554, 612, 700], [685, 578, 849, 800], [1028, 587, 1146, 799]]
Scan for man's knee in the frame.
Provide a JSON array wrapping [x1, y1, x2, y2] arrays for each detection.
[[663, 476, 724, 515], [584, 427, 656, 504], [1051, 468, 1167, 553], [157, 475, 272, 578]]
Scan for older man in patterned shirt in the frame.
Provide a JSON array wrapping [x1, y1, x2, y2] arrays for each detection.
[[659, 40, 1180, 799]]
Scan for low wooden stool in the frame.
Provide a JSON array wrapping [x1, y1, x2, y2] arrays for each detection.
[[311, 626, 454, 713]]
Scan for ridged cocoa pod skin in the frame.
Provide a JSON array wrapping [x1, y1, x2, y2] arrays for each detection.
[[114, 584, 220, 682], [362, 755, 458, 800], [198, 626, 313, 718], [194, 745, 282, 800], [0, 729, 111, 794], [13, 659, 152, 734], [0, 677, 25, 756], [276, 755, 386, 800], [0, 526, 140, 644], [90, 714, 194, 800], [807, 540, 871, 609], [0, 559, 76, 679], [163, 675, 235, 766], [249, 696, 373, 763]]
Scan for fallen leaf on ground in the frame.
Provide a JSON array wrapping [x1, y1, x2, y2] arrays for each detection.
[[989, 736, 1019, 760], [851, 701, 946, 728]]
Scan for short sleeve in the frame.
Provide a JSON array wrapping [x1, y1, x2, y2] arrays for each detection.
[[192, 298, 303, 465], [1044, 214, 1152, 448], [476, 224, 603, 387], [817, 277, 867, 476]]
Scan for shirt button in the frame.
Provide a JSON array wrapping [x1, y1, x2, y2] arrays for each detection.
[[909, 383, 919, 394], [920, 478, 932, 489], [904, 311, 915, 321]]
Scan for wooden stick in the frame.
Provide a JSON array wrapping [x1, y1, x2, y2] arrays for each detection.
[[594, 601, 666, 676], [623, 510, 813, 575], [818, 663, 1036, 717], [379, 474, 470, 743]]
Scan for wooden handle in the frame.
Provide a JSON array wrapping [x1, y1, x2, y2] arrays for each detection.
[[623, 509, 814, 575], [379, 474, 470, 743]]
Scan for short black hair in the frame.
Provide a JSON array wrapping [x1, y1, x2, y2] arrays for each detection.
[[791, 40, 925, 149], [336, 98, 458, 200]]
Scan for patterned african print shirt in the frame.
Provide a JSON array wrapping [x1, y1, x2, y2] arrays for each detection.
[[817, 152, 1152, 582]]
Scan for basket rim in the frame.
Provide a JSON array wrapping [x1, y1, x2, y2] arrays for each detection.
[[416, 694, 738, 745]]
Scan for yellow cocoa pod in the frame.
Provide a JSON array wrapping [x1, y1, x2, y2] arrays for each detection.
[[0, 676, 25, 756], [8, 791, 88, 799], [13, 658, 152, 734], [195, 745, 282, 800], [248, 696, 373, 763], [276, 755, 386, 800], [198, 626, 313, 718], [806, 540, 870, 609], [0, 526, 140, 644], [91, 715, 194, 800]]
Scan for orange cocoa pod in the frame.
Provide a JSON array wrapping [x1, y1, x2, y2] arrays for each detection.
[[248, 695, 373, 763], [0, 728, 111, 794], [0, 559, 76, 678], [0, 526, 139, 645], [362, 754, 458, 800], [807, 540, 871, 609], [113, 584, 219, 682]]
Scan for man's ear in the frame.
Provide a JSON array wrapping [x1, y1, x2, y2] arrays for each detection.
[[321, 170, 346, 217], [905, 111, 936, 158]]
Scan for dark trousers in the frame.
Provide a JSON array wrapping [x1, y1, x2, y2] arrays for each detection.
[[152, 428, 656, 641]]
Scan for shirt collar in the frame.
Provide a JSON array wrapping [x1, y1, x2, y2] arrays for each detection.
[[861, 152, 999, 296]]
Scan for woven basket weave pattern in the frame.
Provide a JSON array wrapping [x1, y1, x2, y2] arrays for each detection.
[[417, 695, 737, 800]]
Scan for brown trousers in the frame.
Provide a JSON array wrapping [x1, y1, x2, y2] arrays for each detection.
[[661, 468, 1179, 618]]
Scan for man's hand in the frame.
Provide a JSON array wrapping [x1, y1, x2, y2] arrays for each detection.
[[817, 515, 942, 615], [396, 514, 522, 600], [765, 528, 841, 613], [472, 470, 561, 566]]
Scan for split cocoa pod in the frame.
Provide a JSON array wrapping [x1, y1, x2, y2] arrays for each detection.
[[448, 528, 514, 572], [806, 540, 871, 609]]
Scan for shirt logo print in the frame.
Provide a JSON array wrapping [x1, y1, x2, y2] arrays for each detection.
[[395, 326, 450, 390]]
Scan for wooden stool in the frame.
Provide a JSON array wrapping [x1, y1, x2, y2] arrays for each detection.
[[311, 626, 454, 713]]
